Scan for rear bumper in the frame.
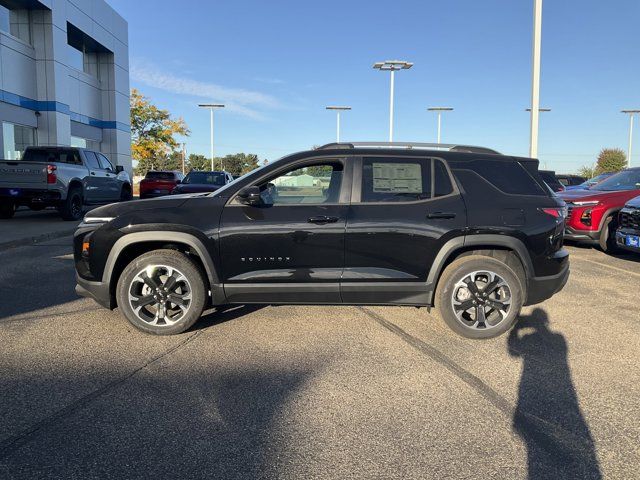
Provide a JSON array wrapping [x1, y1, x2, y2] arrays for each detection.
[[0, 188, 62, 205], [526, 262, 570, 306], [75, 273, 114, 309]]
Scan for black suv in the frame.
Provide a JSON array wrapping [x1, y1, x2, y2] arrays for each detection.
[[74, 142, 569, 339]]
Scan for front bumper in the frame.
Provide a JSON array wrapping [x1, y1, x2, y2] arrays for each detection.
[[76, 273, 114, 309], [525, 262, 570, 306], [563, 226, 599, 244], [615, 229, 640, 254]]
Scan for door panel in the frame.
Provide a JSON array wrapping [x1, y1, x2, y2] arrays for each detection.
[[341, 156, 467, 304], [219, 158, 350, 304], [82, 151, 104, 202], [97, 153, 120, 201]]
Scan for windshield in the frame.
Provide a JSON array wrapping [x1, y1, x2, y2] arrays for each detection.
[[590, 170, 640, 191], [146, 171, 175, 180], [208, 162, 272, 196], [183, 172, 226, 185]]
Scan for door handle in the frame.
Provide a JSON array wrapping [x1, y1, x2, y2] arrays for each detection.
[[308, 215, 339, 224], [427, 211, 456, 219], [90, 172, 96, 176]]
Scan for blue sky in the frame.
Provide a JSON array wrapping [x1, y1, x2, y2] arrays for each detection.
[[109, 0, 640, 172]]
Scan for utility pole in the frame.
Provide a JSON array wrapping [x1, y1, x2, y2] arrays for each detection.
[[529, 0, 543, 158], [181, 143, 186, 175]]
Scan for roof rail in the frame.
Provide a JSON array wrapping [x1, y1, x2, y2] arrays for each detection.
[[316, 142, 501, 155]]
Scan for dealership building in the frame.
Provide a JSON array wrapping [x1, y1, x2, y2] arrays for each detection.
[[0, 0, 130, 172]]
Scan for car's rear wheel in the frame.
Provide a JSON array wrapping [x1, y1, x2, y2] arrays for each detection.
[[59, 187, 83, 221], [116, 249, 207, 335], [435, 255, 524, 339], [0, 200, 16, 219]]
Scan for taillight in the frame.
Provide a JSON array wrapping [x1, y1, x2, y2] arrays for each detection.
[[47, 164, 57, 184], [541, 207, 566, 219]]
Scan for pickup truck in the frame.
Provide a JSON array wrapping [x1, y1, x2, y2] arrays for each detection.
[[0, 146, 132, 220]]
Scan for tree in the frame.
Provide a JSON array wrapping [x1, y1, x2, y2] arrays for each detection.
[[187, 154, 210, 171], [219, 153, 260, 176], [595, 148, 626, 175], [130, 88, 189, 174], [577, 165, 596, 180]]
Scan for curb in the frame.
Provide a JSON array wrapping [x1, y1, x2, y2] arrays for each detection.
[[0, 228, 76, 251]]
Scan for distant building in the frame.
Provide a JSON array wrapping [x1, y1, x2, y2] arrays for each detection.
[[273, 174, 315, 187], [0, 0, 131, 172]]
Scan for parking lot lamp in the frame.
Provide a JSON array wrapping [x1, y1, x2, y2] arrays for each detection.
[[198, 104, 225, 170], [622, 110, 640, 167], [325, 106, 351, 142], [373, 60, 413, 141], [427, 107, 453, 144]]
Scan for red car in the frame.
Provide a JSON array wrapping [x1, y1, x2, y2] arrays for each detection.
[[139, 171, 184, 199], [559, 167, 640, 251]]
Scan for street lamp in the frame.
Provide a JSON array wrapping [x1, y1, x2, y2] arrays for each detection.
[[373, 60, 413, 141], [529, 0, 543, 158], [325, 106, 351, 142], [622, 110, 640, 167], [198, 103, 225, 170], [427, 107, 453, 144]]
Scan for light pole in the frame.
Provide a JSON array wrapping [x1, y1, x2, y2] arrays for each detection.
[[198, 103, 225, 170], [529, 0, 543, 158], [325, 106, 351, 142], [526, 108, 551, 168], [373, 60, 413, 141], [427, 107, 453, 144], [622, 110, 640, 167]]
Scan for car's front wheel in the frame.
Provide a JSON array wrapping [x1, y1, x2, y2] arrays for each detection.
[[116, 249, 207, 335], [435, 255, 524, 339]]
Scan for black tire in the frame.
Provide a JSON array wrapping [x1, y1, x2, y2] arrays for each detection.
[[116, 249, 207, 335], [598, 215, 619, 253], [434, 255, 524, 339], [59, 186, 83, 221], [0, 201, 16, 219], [120, 184, 133, 202]]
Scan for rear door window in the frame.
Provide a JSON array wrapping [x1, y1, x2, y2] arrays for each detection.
[[361, 157, 431, 203]]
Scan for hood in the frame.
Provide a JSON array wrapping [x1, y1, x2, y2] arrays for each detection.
[[84, 196, 189, 219], [559, 188, 640, 203], [173, 183, 221, 193], [626, 194, 640, 208]]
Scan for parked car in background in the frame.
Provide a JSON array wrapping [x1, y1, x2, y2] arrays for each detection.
[[0, 146, 131, 220], [560, 167, 640, 252], [171, 171, 234, 194], [616, 195, 640, 253], [556, 174, 586, 188], [75, 142, 568, 339], [565, 172, 615, 191], [139, 171, 184, 199], [539, 170, 565, 192]]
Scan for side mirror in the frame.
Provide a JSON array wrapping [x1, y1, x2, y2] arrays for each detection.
[[115, 165, 124, 173], [237, 186, 262, 206]]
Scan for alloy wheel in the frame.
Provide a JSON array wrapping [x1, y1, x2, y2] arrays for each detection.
[[127, 265, 193, 326], [451, 270, 512, 330]]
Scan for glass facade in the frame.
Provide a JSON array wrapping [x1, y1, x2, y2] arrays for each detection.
[[70, 135, 100, 150], [3, 122, 37, 160]]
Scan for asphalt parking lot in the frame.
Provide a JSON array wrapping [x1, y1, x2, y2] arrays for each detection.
[[0, 238, 638, 479]]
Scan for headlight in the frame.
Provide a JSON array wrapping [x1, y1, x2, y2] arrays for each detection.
[[78, 216, 114, 228], [572, 201, 600, 207]]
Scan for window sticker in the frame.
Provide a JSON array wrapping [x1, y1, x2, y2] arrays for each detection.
[[372, 163, 422, 193]]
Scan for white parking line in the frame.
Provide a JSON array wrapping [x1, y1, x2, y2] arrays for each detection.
[[570, 255, 640, 278]]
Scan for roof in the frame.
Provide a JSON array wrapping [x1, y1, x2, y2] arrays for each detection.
[[315, 142, 501, 155]]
